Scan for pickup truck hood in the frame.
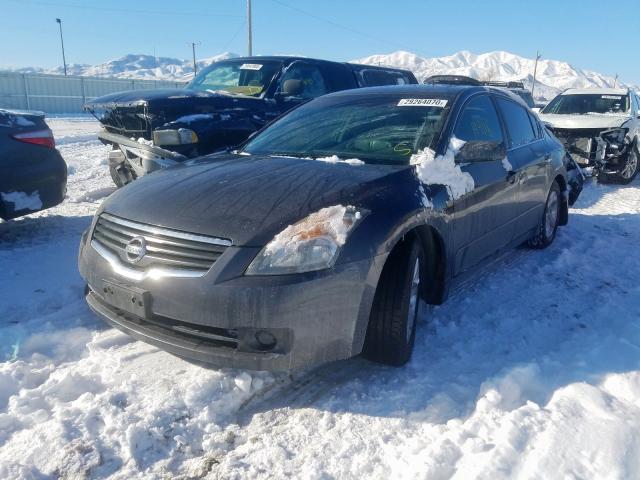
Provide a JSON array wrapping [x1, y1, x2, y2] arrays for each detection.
[[85, 88, 261, 110], [539, 113, 628, 130], [101, 154, 404, 246]]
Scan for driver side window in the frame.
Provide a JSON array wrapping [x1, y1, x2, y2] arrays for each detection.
[[454, 95, 504, 146], [278, 63, 329, 100]]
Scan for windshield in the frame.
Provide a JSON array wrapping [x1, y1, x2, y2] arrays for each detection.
[[542, 93, 630, 115], [242, 95, 451, 165], [187, 60, 282, 97]]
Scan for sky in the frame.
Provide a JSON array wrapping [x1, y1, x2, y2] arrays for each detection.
[[1, 0, 639, 83]]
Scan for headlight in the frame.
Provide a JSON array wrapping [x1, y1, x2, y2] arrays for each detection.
[[152, 128, 198, 146], [246, 205, 364, 275], [600, 127, 629, 145]]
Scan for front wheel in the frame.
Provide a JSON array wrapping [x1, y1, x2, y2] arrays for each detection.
[[109, 163, 135, 188], [599, 144, 639, 185], [528, 180, 560, 249], [363, 238, 424, 366]]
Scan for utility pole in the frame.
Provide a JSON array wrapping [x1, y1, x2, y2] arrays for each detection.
[[531, 51, 541, 100], [191, 42, 199, 76], [613, 73, 619, 88], [247, 0, 253, 56], [56, 18, 67, 76]]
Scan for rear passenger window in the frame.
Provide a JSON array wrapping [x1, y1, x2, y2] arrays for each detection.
[[357, 69, 409, 87], [528, 111, 542, 139], [496, 97, 537, 147], [453, 95, 504, 144]]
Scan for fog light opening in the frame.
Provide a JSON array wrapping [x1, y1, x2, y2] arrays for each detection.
[[255, 330, 277, 350]]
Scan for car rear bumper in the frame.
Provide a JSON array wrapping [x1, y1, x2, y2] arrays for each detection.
[[79, 233, 383, 371], [0, 149, 67, 220]]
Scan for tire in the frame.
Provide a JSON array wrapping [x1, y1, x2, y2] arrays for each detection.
[[598, 143, 639, 185], [109, 163, 135, 188], [363, 238, 424, 366], [528, 180, 561, 249]]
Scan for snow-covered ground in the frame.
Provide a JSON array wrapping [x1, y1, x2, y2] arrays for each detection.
[[1, 118, 640, 479]]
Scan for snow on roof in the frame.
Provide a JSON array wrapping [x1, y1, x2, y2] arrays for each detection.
[[562, 88, 630, 95]]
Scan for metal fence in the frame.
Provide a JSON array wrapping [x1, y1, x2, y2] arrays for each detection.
[[0, 72, 187, 114]]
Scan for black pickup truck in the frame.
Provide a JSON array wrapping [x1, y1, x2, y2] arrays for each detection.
[[85, 56, 417, 186]]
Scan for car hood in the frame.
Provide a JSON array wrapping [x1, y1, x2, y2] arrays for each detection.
[[100, 154, 404, 246], [85, 88, 260, 110], [539, 113, 628, 130]]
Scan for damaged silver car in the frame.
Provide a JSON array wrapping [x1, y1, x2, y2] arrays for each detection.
[[539, 88, 640, 184]]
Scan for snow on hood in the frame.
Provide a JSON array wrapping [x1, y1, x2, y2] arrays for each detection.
[[539, 113, 628, 130], [412, 137, 474, 200], [314, 155, 365, 166]]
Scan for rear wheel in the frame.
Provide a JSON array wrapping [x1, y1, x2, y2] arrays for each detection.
[[363, 238, 424, 366], [528, 180, 560, 249]]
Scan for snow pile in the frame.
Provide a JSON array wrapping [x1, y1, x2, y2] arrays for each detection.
[[413, 137, 474, 199], [314, 155, 365, 166], [0, 191, 42, 211]]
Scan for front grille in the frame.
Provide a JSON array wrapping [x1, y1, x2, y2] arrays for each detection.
[[550, 128, 606, 163], [92, 212, 231, 272]]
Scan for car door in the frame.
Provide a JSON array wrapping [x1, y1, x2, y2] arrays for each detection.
[[451, 94, 519, 275], [495, 96, 549, 236]]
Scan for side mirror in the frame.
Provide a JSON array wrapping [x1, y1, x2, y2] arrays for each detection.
[[456, 141, 506, 163], [282, 79, 303, 97]]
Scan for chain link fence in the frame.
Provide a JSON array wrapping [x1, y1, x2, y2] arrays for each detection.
[[0, 72, 186, 113]]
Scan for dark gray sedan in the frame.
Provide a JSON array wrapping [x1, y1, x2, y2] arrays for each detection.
[[78, 85, 573, 371], [0, 109, 67, 220]]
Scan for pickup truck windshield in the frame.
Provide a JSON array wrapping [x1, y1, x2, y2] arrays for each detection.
[[543, 94, 630, 115], [187, 60, 282, 97], [243, 95, 451, 165]]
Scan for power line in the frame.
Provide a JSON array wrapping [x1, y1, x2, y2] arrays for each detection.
[[267, 0, 421, 55], [6, 0, 244, 18], [221, 20, 247, 52]]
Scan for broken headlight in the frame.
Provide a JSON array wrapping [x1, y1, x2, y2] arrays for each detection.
[[246, 205, 364, 275], [600, 127, 628, 145], [152, 128, 198, 146]]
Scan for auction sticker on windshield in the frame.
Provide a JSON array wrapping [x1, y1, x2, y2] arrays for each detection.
[[240, 63, 263, 70], [397, 98, 448, 107]]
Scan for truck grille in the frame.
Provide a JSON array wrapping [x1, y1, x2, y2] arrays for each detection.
[[92, 212, 231, 272]]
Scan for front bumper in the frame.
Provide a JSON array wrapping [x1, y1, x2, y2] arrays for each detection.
[[78, 233, 383, 371], [99, 130, 187, 178]]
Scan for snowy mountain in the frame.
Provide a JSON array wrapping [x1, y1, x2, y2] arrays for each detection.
[[353, 50, 640, 101], [9, 52, 238, 81], [4, 50, 638, 101]]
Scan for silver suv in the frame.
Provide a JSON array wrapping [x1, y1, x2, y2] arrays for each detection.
[[539, 88, 640, 183]]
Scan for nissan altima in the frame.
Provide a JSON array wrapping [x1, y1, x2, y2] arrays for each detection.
[[78, 84, 573, 371]]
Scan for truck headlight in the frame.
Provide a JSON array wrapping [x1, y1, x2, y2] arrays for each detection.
[[246, 205, 364, 275], [152, 128, 198, 146]]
